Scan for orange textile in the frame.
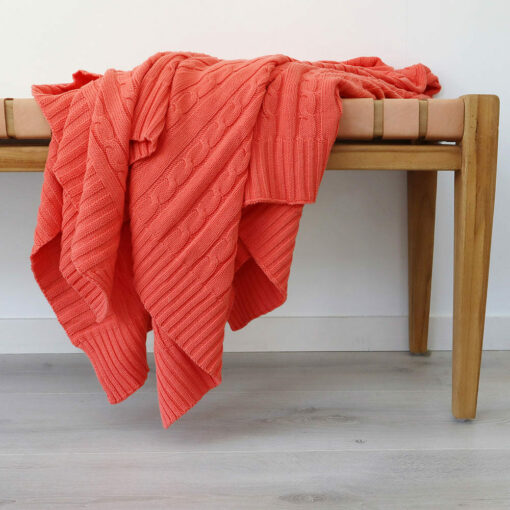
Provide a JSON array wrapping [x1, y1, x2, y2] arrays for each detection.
[[31, 51, 440, 427]]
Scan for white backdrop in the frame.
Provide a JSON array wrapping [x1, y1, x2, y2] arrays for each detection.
[[0, 0, 508, 352]]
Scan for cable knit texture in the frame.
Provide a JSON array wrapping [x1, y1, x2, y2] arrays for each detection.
[[30, 51, 440, 427]]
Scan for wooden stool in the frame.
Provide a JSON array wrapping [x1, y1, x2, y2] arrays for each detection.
[[0, 94, 500, 420]]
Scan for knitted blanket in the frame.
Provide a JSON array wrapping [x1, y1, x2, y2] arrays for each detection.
[[31, 51, 440, 428]]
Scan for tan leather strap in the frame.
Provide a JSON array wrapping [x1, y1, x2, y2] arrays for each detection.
[[3, 97, 465, 141]]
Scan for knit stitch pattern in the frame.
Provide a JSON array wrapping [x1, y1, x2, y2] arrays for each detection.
[[31, 51, 440, 427]]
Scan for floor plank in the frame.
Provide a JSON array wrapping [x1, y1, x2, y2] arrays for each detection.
[[1, 450, 510, 509], [1, 388, 510, 455]]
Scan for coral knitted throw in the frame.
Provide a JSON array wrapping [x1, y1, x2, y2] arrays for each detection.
[[31, 51, 440, 427]]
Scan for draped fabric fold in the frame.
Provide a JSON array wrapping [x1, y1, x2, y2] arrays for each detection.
[[30, 51, 440, 427]]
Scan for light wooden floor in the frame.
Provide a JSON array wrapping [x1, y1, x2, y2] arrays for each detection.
[[1, 351, 510, 509]]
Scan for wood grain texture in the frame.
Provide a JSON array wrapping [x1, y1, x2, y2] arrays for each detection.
[[453, 95, 499, 419], [326, 143, 461, 171], [4, 385, 510, 455], [1, 352, 510, 509], [2, 450, 510, 509], [0, 145, 49, 171], [0, 143, 462, 172], [407, 171, 437, 353]]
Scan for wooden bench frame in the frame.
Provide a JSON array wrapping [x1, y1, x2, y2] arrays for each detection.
[[0, 94, 500, 420]]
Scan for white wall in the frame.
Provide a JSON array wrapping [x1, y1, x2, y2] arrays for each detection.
[[1, 0, 508, 352]]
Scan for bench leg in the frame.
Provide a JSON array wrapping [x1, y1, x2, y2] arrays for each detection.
[[452, 95, 499, 419], [407, 170, 437, 354]]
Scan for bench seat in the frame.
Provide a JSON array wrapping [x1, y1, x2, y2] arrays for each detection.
[[1, 97, 465, 142]]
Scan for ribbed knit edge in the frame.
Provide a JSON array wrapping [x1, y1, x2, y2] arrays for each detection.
[[228, 256, 286, 330], [228, 135, 335, 328], [153, 322, 221, 429], [75, 321, 149, 404], [243, 137, 334, 205], [30, 233, 150, 407], [228, 200, 304, 330]]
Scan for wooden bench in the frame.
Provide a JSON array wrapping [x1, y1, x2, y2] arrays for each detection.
[[0, 94, 500, 420]]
